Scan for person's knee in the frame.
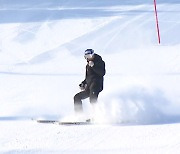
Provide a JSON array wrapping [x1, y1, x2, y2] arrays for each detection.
[[74, 93, 79, 100], [74, 93, 82, 104]]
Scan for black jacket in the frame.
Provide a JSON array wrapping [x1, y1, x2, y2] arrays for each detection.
[[82, 54, 106, 92]]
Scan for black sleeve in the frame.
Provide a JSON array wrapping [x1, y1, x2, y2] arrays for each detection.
[[92, 60, 106, 77], [81, 79, 87, 85]]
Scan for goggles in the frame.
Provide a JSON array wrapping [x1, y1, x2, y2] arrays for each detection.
[[84, 54, 93, 60]]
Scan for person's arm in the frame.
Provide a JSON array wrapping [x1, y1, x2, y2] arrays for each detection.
[[92, 60, 106, 77], [81, 79, 87, 85]]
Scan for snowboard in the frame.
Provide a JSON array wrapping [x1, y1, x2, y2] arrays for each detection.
[[36, 119, 91, 125]]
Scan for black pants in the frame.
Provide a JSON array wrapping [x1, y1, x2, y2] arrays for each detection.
[[74, 84, 100, 113]]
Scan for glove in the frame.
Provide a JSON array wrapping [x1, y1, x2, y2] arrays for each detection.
[[88, 61, 94, 67], [79, 83, 87, 91]]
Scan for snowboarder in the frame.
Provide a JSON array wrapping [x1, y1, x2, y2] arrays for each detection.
[[74, 49, 106, 114]]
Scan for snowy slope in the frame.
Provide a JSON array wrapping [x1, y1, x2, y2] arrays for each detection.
[[1, 121, 180, 154], [0, 0, 180, 153]]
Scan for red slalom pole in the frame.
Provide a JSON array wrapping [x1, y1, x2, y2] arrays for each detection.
[[154, 0, 161, 44]]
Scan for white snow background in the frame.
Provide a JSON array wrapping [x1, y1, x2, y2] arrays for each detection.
[[0, 0, 180, 153]]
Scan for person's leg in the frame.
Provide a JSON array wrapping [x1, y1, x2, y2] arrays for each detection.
[[87, 84, 100, 122], [89, 82, 100, 104], [74, 90, 89, 113], [89, 91, 99, 104]]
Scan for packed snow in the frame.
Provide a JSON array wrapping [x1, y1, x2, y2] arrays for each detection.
[[0, 0, 180, 153]]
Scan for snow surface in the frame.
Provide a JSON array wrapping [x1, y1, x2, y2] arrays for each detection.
[[0, 0, 180, 153]]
